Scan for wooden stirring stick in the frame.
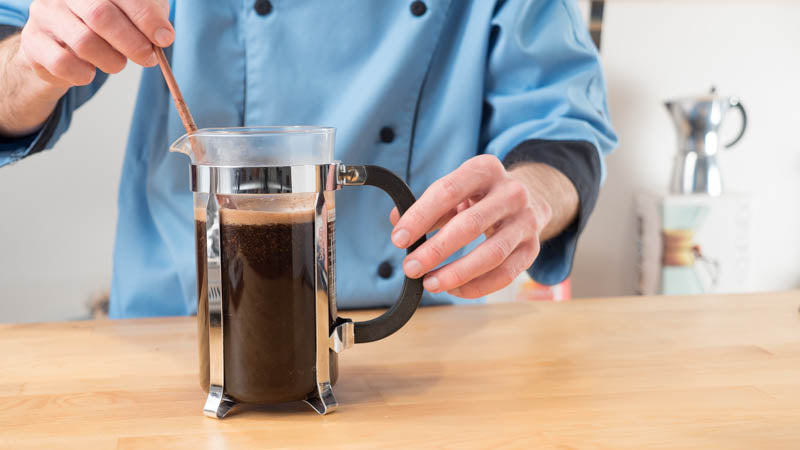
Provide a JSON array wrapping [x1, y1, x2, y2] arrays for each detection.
[[153, 46, 197, 134], [153, 46, 204, 158]]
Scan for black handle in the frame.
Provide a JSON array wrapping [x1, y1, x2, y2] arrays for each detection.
[[725, 98, 747, 148], [345, 165, 426, 344]]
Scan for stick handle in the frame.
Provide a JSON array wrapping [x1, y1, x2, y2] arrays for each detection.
[[154, 46, 197, 134]]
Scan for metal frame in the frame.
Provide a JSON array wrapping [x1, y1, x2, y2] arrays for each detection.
[[192, 164, 359, 419], [200, 166, 235, 418]]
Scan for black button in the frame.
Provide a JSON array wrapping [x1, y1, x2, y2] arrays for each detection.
[[379, 127, 395, 143], [254, 0, 272, 16], [410, 1, 427, 17], [377, 261, 394, 279]]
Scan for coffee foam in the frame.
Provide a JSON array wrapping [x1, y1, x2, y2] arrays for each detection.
[[194, 193, 318, 224], [223, 208, 314, 225], [195, 208, 314, 225]]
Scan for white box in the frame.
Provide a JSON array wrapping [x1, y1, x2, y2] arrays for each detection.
[[636, 193, 751, 295]]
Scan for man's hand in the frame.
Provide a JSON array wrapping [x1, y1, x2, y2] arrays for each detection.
[[389, 155, 579, 299], [0, 0, 174, 137], [21, 0, 173, 85]]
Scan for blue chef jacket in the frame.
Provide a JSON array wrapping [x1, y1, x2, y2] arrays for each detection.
[[0, 0, 617, 318]]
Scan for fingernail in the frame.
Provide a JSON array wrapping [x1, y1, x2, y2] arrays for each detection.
[[423, 276, 440, 293], [145, 52, 158, 67], [392, 229, 410, 248], [404, 259, 422, 278], [155, 28, 174, 47]]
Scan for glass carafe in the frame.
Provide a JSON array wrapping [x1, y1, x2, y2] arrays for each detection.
[[170, 126, 426, 418]]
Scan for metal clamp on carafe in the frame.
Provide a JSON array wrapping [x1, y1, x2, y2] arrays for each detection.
[[665, 87, 747, 196], [171, 127, 426, 419]]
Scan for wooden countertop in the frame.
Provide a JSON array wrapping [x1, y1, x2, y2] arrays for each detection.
[[1, 291, 799, 449]]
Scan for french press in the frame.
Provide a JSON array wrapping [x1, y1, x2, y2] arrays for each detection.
[[170, 126, 425, 418]]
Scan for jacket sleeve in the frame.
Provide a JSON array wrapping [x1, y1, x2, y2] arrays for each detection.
[[0, 1, 108, 167], [480, 0, 618, 285]]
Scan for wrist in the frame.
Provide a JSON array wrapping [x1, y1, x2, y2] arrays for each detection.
[[0, 37, 67, 137], [527, 185, 554, 238], [508, 162, 578, 241]]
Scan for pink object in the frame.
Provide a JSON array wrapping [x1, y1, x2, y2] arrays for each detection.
[[517, 278, 571, 302]]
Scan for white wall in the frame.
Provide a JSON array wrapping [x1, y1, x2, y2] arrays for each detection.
[[571, 0, 800, 298], [1, 1, 799, 322], [0, 65, 141, 322]]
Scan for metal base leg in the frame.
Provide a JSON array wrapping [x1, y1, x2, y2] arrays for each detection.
[[203, 384, 237, 419], [304, 382, 338, 415]]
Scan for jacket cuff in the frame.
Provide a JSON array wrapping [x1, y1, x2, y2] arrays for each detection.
[[502, 139, 602, 285], [0, 96, 65, 165], [0, 24, 19, 42]]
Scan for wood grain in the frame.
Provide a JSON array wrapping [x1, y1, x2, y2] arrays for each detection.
[[1, 291, 799, 449]]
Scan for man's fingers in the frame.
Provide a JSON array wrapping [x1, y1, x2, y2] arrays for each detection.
[[446, 243, 539, 299], [429, 209, 459, 233], [21, 25, 96, 86], [390, 207, 458, 233], [420, 216, 530, 293], [111, 0, 174, 46], [66, 0, 158, 66], [18, 29, 63, 86], [402, 187, 514, 279], [391, 155, 505, 249], [37, 3, 126, 74]]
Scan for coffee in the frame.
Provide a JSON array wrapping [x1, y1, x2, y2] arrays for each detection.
[[195, 207, 337, 403], [195, 209, 209, 392]]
